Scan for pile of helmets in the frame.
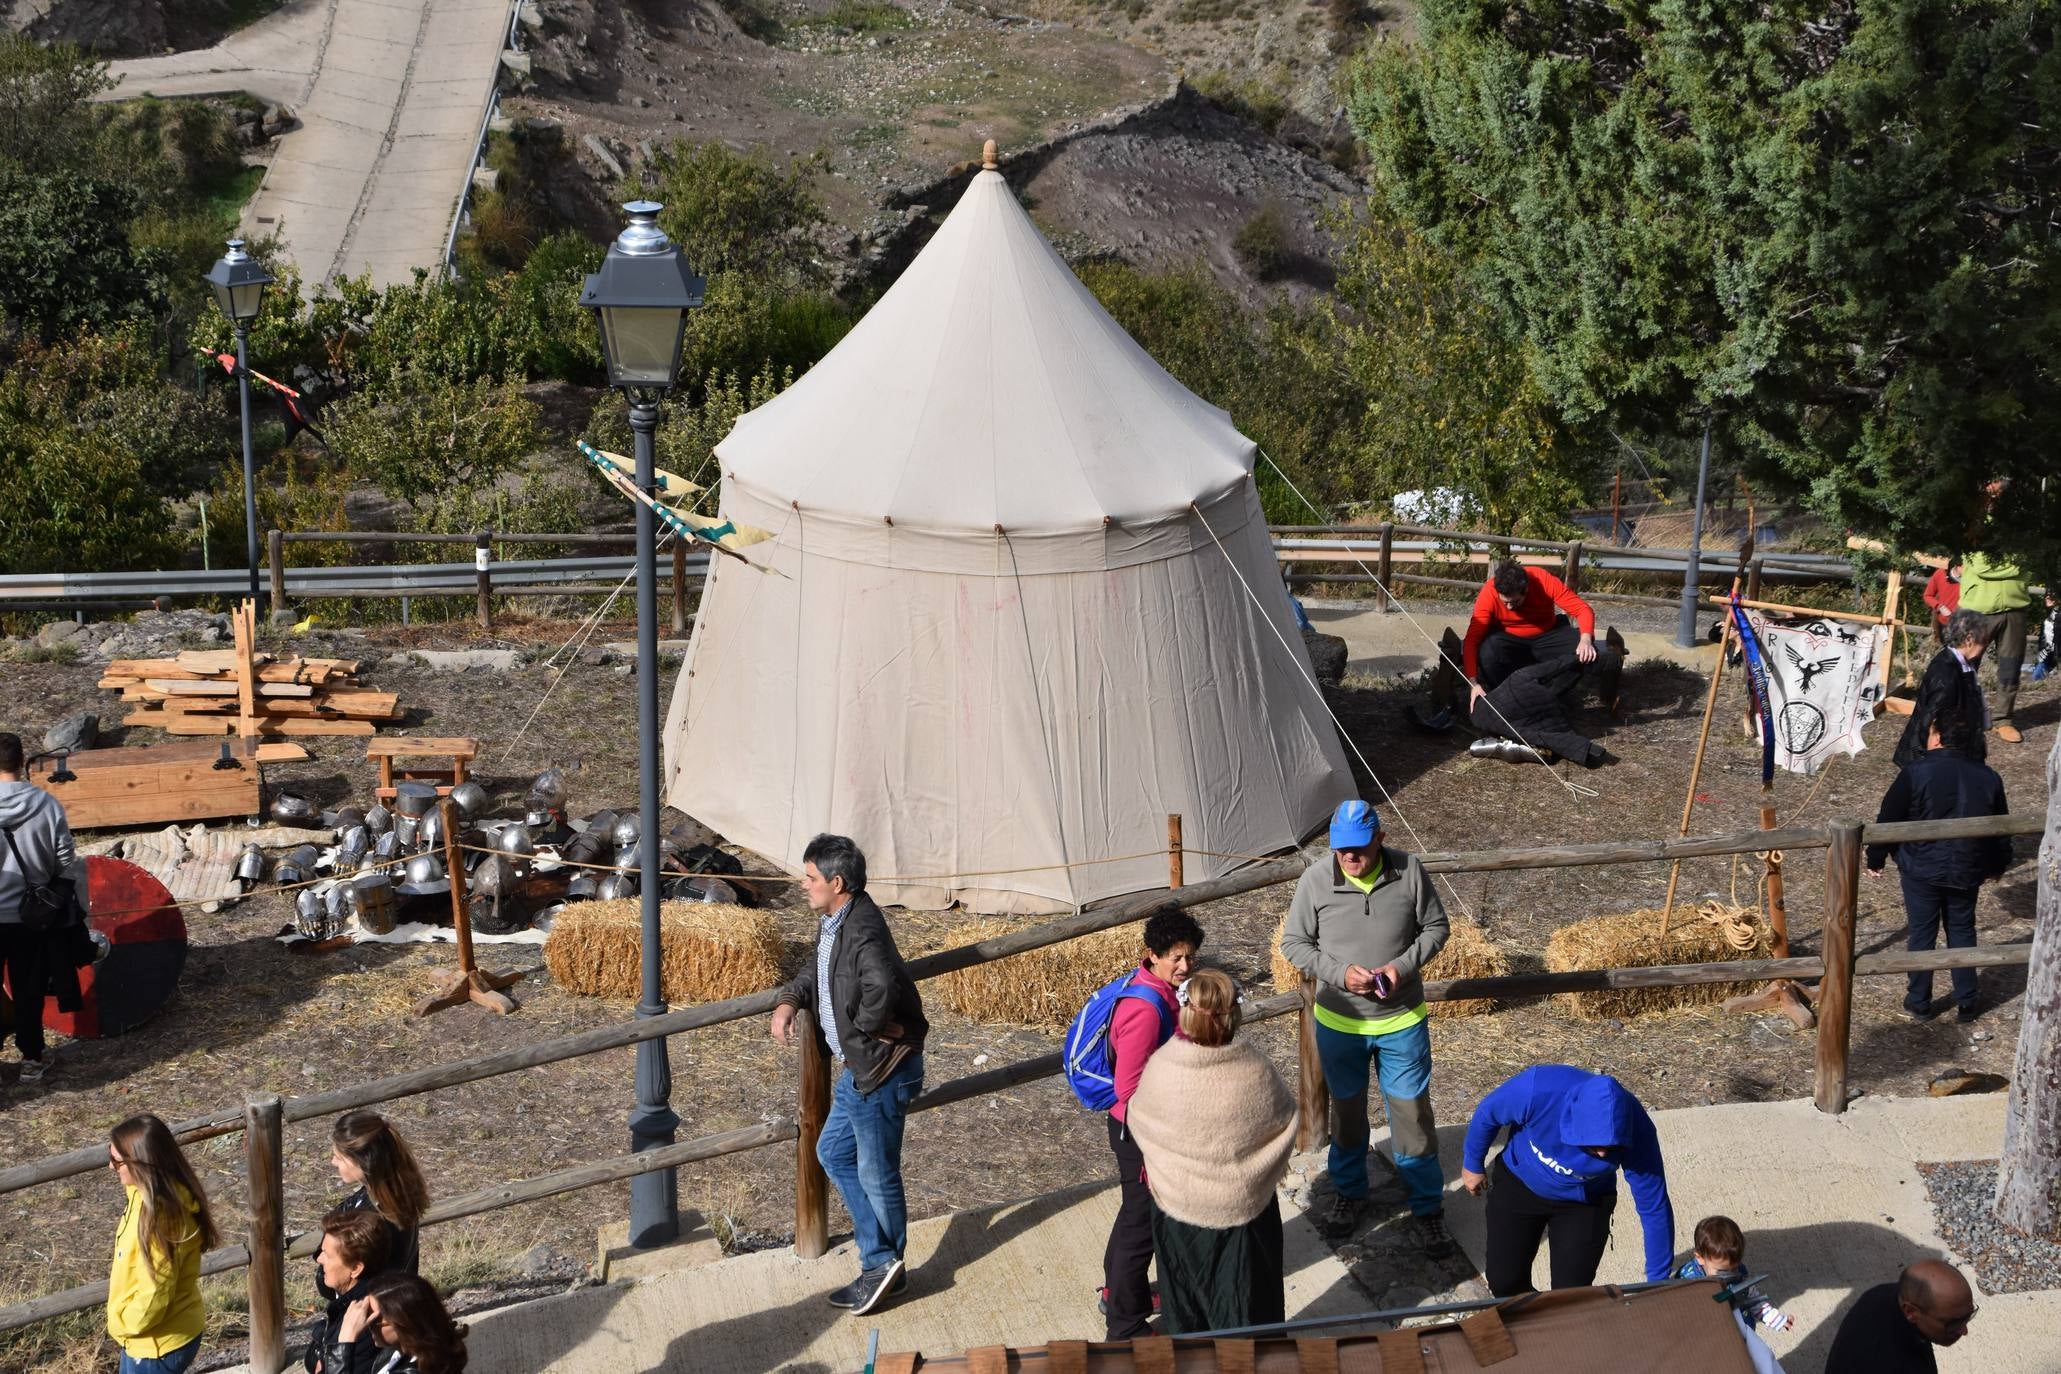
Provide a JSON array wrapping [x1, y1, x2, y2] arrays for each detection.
[[558, 807, 748, 909]]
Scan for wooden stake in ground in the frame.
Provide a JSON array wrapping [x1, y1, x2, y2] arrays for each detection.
[[1660, 595, 1736, 940], [1995, 727, 2061, 1237], [233, 599, 259, 741], [415, 798, 522, 1017], [1719, 800, 1816, 1030]]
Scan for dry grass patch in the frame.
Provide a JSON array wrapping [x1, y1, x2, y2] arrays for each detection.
[[1268, 914, 1511, 1017], [1543, 901, 1770, 1020], [933, 921, 1140, 1028], [544, 900, 787, 1003]]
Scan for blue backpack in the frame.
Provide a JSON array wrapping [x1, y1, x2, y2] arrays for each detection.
[[1064, 973, 1177, 1111]]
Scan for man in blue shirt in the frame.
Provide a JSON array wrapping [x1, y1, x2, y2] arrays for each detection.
[[1460, 1064, 1674, 1295]]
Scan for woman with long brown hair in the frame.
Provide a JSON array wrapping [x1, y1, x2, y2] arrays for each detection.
[[320, 1111, 429, 1299], [105, 1113, 221, 1374], [342, 1273, 468, 1374]]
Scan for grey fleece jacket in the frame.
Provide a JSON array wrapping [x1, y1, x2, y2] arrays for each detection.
[[1279, 847, 1448, 1024], [0, 781, 76, 924]]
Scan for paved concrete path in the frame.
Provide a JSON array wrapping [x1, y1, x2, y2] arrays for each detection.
[[104, 0, 512, 290], [462, 1182, 1368, 1373]]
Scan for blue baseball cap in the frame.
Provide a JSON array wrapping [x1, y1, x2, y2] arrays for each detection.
[[1329, 800, 1380, 849]]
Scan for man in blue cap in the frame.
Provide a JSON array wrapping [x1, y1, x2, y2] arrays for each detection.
[[1279, 799, 1453, 1254]]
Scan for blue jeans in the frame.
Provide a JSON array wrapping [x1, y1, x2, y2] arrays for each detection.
[[1902, 874, 1980, 1013], [119, 1337, 201, 1374], [1315, 1018, 1444, 1216], [818, 1053, 924, 1272]]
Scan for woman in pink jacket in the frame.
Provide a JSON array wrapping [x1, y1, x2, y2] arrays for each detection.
[[1100, 909, 1204, 1339]]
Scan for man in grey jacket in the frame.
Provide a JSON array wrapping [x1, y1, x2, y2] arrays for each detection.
[[0, 731, 76, 1083], [1279, 799, 1452, 1255]]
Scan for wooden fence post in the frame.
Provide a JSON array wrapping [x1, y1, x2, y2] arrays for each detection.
[[670, 542, 688, 637], [267, 530, 285, 620], [245, 1095, 286, 1374], [1815, 821, 1862, 1114], [1295, 976, 1330, 1152], [1563, 540, 1585, 593], [1167, 814, 1183, 889], [1746, 557, 1764, 604], [1377, 522, 1395, 611], [794, 1008, 831, 1259], [474, 532, 495, 630]]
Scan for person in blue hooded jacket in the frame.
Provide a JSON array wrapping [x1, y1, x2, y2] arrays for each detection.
[[1459, 1065, 1674, 1296]]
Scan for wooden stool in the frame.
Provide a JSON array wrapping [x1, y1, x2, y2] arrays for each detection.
[[366, 737, 478, 801]]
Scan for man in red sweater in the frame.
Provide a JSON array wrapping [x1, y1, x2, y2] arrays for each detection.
[[1463, 560, 1599, 708], [1101, 908, 1203, 1339]]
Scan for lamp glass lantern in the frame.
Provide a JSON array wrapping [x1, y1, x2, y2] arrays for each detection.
[[580, 202, 706, 391], [205, 239, 273, 323]]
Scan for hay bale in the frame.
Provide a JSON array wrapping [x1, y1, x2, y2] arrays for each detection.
[[1544, 902, 1770, 1020], [544, 900, 786, 1003], [935, 921, 1140, 1028], [1268, 914, 1510, 1017]]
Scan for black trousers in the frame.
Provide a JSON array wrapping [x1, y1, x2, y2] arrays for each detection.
[[1103, 1115, 1156, 1339], [1902, 874, 1979, 1013], [0, 924, 51, 1060], [1477, 617, 1583, 690], [1483, 1154, 1613, 1297]]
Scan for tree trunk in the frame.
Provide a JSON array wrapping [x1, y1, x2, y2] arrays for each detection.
[[1995, 727, 2061, 1238]]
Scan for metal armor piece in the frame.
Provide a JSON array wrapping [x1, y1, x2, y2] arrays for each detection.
[[615, 837, 642, 874], [269, 791, 319, 824], [564, 873, 600, 901], [449, 781, 490, 821], [350, 873, 397, 935], [325, 882, 352, 927], [610, 813, 641, 853], [393, 813, 420, 849], [335, 826, 370, 873], [332, 805, 366, 831], [596, 871, 635, 902], [524, 768, 568, 813], [396, 852, 451, 896], [562, 828, 609, 868], [469, 891, 526, 935], [274, 844, 320, 886], [417, 807, 445, 853], [295, 887, 328, 939], [372, 829, 402, 862], [472, 853, 516, 898], [579, 809, 618, 839], [392, 781, 439, 818], [234, 844, 267, 883], [365, 802, 393, 836]]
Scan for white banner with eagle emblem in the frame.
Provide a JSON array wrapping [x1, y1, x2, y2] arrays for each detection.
[[1746, 611, 1890, 775]]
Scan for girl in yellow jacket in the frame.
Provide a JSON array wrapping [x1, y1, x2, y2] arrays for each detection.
[[106, 1113, 220, 1374]]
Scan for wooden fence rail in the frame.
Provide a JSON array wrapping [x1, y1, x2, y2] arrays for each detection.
[[0, 809, 2044, 1358]]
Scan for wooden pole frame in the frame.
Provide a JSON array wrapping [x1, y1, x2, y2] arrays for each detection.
[[415, 797, 522, 1017], [1660, 585, 1737, 938], [793, 1007, 830, 1258]]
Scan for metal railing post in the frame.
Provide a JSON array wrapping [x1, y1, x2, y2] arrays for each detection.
[[1377, 522, 1395, 611], [794, 1008, 831, 1258], [267, 530, 285, 620], [1815, 821, 1862, 1114], [474, 531, 493, 629], [670, 541, 688, 637], [245, 1095, 286, 1374]]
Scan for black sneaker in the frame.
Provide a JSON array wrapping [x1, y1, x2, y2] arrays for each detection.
[[826, 1274, 870, 1310], [1956, 1004, 1981, 1025], [1907, 1000, 1942, 1023], [1318, 1193, 1362, 1238], [849, 1258, 906, 1316], [1414, 1211, 1458, 1261]]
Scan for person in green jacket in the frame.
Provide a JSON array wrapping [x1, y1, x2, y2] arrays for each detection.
[[106, 1114, 221, 1374], [1959, 549, 2030, 743], [1279, 799, 1453, 1258]]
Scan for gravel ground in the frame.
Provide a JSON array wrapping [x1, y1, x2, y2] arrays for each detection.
[[1920, 1160, 2061, 1296]]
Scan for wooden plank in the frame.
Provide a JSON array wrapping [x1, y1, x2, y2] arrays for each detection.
[[1815, 822, 1861, 1114], [363, 736, 478, 759], [259, 717, 376, 736], [254, 743, 311, 763], [149, 679, 239, 696], [234, 601, 258, 741], [245, 1097, 286, 1374], [49, 785, 257, 829]]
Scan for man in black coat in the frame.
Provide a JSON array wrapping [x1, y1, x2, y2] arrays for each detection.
[[1866, 709, 2011, 1022], [1824, 1260, 1977, 1374], [1468, 650, 1621, 768], [770, 833, 928, 1318], [1893, 608, 1991, 768]]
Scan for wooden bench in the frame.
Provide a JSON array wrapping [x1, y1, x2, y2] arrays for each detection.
[[366, 737, 478, 800]]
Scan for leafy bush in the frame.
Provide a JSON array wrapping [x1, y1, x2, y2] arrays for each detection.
[[0, 425, 179, 573], [583, 365, 792, 492], [648, 141, 827, 284], [1188, 69, 1290, 134], [321, 375, 543, 514], [1232, 200, 1293, 280], [0, 173, 168, 342], [0, 35, 115, 178]]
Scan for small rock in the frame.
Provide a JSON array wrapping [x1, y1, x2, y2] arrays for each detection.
[[1604, 1018, 1624, 1032], [35, 620, 84, 648], [44, 711, 99, 753], [515, 1243, 556, 1277], [973, 1053, 989, 1066]]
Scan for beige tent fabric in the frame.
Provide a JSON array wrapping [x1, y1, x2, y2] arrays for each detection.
[[663, 168, 1353, 913]]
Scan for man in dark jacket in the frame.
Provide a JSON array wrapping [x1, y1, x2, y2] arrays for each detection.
[[1824, 1260, 1976, 1374], [770, 834, 927, 1317], [1893, 609, 1991, 768], [1468, 652, 1620, 768], [1867, 709, 2011, 1022], [0, 730, 78, 1083]]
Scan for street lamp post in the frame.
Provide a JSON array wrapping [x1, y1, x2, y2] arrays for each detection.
[[204, 240, 274, 606], [580, 201, 706, 1249], [1675, 418, 1714, 649]]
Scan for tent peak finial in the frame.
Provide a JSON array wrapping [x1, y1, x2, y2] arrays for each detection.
[[982, 138, 998, 170]]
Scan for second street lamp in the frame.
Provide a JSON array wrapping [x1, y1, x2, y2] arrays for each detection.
[[204, 239, 274, 606], [581, 201, 706, 1249]]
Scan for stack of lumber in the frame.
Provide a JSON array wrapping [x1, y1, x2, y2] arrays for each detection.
[[107, 650, 400, 736]]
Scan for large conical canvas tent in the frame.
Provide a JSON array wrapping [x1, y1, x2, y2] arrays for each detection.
[[661, 158, 1353, 913]]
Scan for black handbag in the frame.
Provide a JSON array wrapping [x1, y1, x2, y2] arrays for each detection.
[[1, 825, 77, 932]]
